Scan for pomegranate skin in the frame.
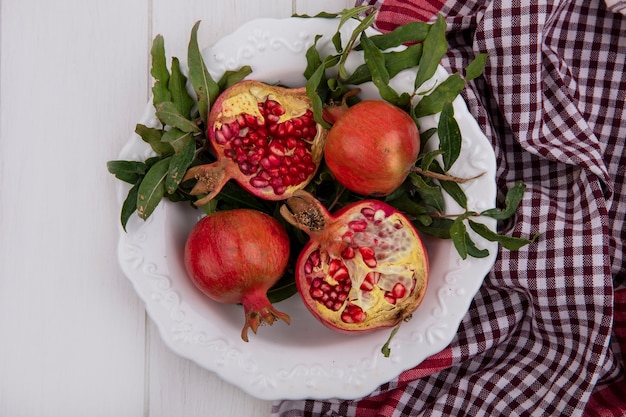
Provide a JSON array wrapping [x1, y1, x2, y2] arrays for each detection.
[[324, 100, 420, 196], [184, 208, 291, 341]]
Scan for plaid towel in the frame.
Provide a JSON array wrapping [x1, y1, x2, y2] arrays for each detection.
[[271, 0, 626, 415]]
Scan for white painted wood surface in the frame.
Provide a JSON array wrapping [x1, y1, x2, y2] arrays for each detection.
[[0, 1, 353, 416]]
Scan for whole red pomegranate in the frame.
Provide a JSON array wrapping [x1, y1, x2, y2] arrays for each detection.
[[183, 80, 326, 206], [323, 100, 420, 196], [184, 208, 291, 342], [280, 191, 428, 333]]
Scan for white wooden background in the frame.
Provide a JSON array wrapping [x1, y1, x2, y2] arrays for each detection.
[[0, 1, 354, 416]]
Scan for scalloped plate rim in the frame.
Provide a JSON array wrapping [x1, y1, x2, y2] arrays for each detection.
[[115, 16, 498, 401]]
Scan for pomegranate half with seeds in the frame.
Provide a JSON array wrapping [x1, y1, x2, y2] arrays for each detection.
[[280, 191, 429, 333], [183, 80, 326, 206]]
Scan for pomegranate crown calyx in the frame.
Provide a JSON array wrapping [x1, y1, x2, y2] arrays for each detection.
[[280, 191, 327, 233]]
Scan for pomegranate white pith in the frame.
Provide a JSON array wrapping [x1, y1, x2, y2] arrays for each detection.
[[281, 190, 429, 333], [183, 80, 326, 205]]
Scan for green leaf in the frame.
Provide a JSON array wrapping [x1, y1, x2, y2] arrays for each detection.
[[414, 14, 448, 91], [364, 21, 430, 50], [267, 277, 298, 304], [465, 53, 489, 81], [429, 160, 468, 209], [161, 128, 193, 154], [294, 5, 376, 20], [169, 57, 195, 118], [217, 66, 253, 91], [107, 160, 147, 184], [419, 149, 443, 172], [150, 35, 171, 106], [134, 124, 174, 155], [465, 234, 491, 258], [166, 136, 195, 194], [344, 44, 422, 85], [218, 182, 274, 212], [419, 127, 438, 148], [188, 21, 219, 124], [326, 77, 353, 103], [409, 173, 445, 213], [305, 55, 340, 129], [381, 322, 402, 358], [450, 212, 476, 260], [481, 181, 526, 220], [292, 11, 342, 18], [337, 5, 375, 27], [199, 199, 219, 215], [414, 217, 453, 239], [136, 156, 171, 220], [303, 35, 324, 80], [386, 192, 429, 218], [361, 32, 409, 106], [438, 101, 461, 170], [337, 10, 377, 79], [414, 73, 465, 118], [342, 63, 372, 85], [331, 31, 343, 54], [120, 183, 140, 231], [468, 220, 539, 251], [155, 101, 201, 134], [385, 43, 423, 77]]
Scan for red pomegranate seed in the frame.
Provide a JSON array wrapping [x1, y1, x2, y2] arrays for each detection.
[[359, 247, 377, 268], [272, 104, 285, 116], [384, 293, 397, 305], [360, 279, 374, 291], [269, 142, 286, 156], [266, 114, 280, 124], [310, 288, 324, 299], [332, 265, 349, 281], [392, 282, 406, 299], [286, 136, 298, 149], [341, 304, 366, 323], [359, 272, 380, 291], [348, 220, 368, 232], [304, 259, 314, 274], [250, 177, 269, 188], [341, 247, 355, 260], [360, 207, 376, 220], [328, 258, 342, 276], [273, 185, 287, 195], [214, 129, 227, 144]]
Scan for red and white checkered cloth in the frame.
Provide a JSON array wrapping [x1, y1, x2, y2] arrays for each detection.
[[271, 0, 626, 415]]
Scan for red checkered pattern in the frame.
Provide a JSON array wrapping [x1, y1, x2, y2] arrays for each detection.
[[271, 0, 626, 415]]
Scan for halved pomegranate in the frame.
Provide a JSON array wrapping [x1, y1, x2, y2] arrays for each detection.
[[183, 80, 326, 205], [280, 190, 429, 333]]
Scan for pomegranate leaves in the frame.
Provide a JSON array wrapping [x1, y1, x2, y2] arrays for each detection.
[[187, 20, 219, 125], [438, 101, 461, 171], [413, 15, 448, 93], [107, 22, 253, 230]]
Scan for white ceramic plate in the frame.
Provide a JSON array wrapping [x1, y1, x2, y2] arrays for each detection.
[[116, 17, 498, 401]]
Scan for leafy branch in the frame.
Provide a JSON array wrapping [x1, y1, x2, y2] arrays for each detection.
[[297, 9, 538, 258], [107, 22, 251, 231]]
